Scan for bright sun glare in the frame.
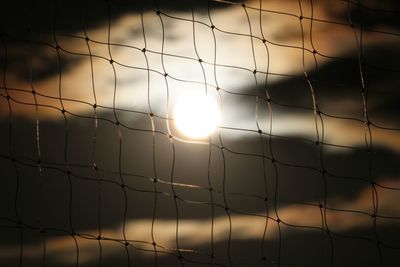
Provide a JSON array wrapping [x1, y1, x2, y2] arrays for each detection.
[[174, 93, 221, 139]]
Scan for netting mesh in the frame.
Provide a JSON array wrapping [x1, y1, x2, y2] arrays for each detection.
[[1, 0, 400, 266]]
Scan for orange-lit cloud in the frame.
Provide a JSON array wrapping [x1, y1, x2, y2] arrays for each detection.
[[1, 0, 398, 150], [0, 177, 398, 264]]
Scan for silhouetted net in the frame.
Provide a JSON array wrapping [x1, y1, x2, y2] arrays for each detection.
[[1, 0, 400, 266]]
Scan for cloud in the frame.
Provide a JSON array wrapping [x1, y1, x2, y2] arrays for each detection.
[[2, 0, 398, 153], [0, 177, 398, 264]]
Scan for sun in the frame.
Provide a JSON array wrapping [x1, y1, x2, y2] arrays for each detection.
[[174, 92, 221, 139]]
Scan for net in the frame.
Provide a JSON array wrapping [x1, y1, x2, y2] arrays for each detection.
[[1, 0, 400, 266]]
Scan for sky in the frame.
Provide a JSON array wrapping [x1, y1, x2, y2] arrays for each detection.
[[1, 0, 400, 266]]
